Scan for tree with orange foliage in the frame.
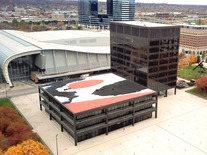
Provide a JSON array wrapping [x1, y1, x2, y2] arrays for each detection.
[[4, 139, 50, 155], [57, 21, 64, 25], [0, 107, 40, 151], [178, 58, 188, 67], [188, 55, 197, 66], [195, 76, 207, 93], [6, 122, 40, 146]]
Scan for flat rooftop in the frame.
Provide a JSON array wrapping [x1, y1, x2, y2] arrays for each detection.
[[40, 73, 156, 114], [111, 21, 179, 28]]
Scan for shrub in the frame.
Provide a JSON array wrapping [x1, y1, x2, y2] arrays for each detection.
[[0, 107, 40, 151], [4, 139, 50, 155], [195, 76, 207, 93]]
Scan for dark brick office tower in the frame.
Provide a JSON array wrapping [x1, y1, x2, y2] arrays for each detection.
[[110, 21, 180, 96]]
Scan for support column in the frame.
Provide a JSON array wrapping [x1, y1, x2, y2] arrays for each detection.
[[165, 90, 168, 97], [174, 87, 177, 95], [38, 87, 42, 111], [52, 50, 57, 73], [132, 102, 135, 126], [155, 95, 158, 118], [106, 109, 108, 135], [50, 113, 52, 120], [65, 50, 69, 71], [73, 115, 77, 146], [86, 53, 90, 68], [61, 125, 64, 132], [76, 52, 80, 69]]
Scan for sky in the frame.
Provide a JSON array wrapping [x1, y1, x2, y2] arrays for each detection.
[[100, 0, 207, 5]]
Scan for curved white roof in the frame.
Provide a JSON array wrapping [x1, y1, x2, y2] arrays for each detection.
[[0, 30, 110, 86]]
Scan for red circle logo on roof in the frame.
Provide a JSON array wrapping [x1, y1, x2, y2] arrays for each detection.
[[68, 80, 104, 89]]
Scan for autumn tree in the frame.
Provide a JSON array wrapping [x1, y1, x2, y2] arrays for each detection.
[[0, 107, 24, 134], [0, 107, 40, 151], [6, 122, 40, 146], [4, 139, 50, 155], [57, 21, 64, 25], [19, 20, 26, 27], [195, 76, 207, 93], [11, 19, 19, 28], [187, 55, 197, 66]]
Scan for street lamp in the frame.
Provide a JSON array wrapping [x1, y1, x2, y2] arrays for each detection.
[[5, 82, 7, 98], [56, 134, 58, 155]]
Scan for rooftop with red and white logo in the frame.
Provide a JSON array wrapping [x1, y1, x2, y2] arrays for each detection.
[[41, 73, 156, 114]]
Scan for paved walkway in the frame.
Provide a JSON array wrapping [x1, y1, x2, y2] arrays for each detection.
[[0, 81, 37, 98], [11, 87, 207, 155]]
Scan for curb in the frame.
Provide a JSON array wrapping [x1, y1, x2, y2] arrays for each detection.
[[185, 89, 207, 100]]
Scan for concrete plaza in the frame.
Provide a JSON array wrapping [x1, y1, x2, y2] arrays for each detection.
[[11, 87, 207, 155]]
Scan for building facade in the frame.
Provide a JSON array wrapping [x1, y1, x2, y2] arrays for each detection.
[[110, 21, 180, 95], [178, 24, 207, 56], [38, 73, 157, 145]]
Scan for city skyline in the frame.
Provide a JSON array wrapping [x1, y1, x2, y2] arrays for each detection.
[[100, 0, 207, 5]]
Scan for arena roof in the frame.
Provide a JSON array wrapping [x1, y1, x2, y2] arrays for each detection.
[[40, 73, 156, 114], [0, 30, 110, 86]]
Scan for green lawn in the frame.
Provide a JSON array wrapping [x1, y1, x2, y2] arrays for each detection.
[[177, 66, 207, 80], [0, 98, 16, 109], [188, 88, 207, 99]]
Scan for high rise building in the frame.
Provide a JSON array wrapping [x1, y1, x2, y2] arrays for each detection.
[[112, 0, 135, 21], [107, 0, 113, 15], [78, 0, 91, 25], [110, 21, 180, 96], [78, 0, 135, 28]]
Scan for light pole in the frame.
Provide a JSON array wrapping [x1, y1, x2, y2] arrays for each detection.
[[56, 134, 58, 155], [5, 82, 7, 98]]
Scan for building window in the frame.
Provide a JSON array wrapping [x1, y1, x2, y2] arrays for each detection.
[[117, 25, 123, 34], [111, 24, 116, 32], [140, 28, 148, 38], [124, 26, 131, 35], [132, 27, 139, 36]]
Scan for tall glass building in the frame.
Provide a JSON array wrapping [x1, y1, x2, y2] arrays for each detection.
[[78, 0, 91, 25], [78, 0, 99, 25], [78, 0, 135, 27], [112, 0, 135, 21]]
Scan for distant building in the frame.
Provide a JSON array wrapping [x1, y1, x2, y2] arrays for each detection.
[[39, 73, 157, 145], [178, 24, 207, 56], [112, 0, 135, 21], [155, 12, 170, 18], [78, 0, 135, 28], [51, 14, 65, 19], [110, 21, 180, 95]]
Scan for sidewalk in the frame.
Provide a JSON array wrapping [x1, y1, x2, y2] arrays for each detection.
[[11, 88, 207, 155], [0, 81, 38, 98]]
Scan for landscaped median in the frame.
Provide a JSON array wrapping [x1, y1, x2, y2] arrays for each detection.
[[187, 88, 207, 99], [186, 76, 207, 99], [0, 98, 51, 154]]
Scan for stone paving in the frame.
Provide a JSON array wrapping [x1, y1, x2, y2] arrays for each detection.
[[11, 87, 207, 155]]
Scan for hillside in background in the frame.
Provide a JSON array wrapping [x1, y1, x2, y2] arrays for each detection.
[[0, 0, 207, 14]]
